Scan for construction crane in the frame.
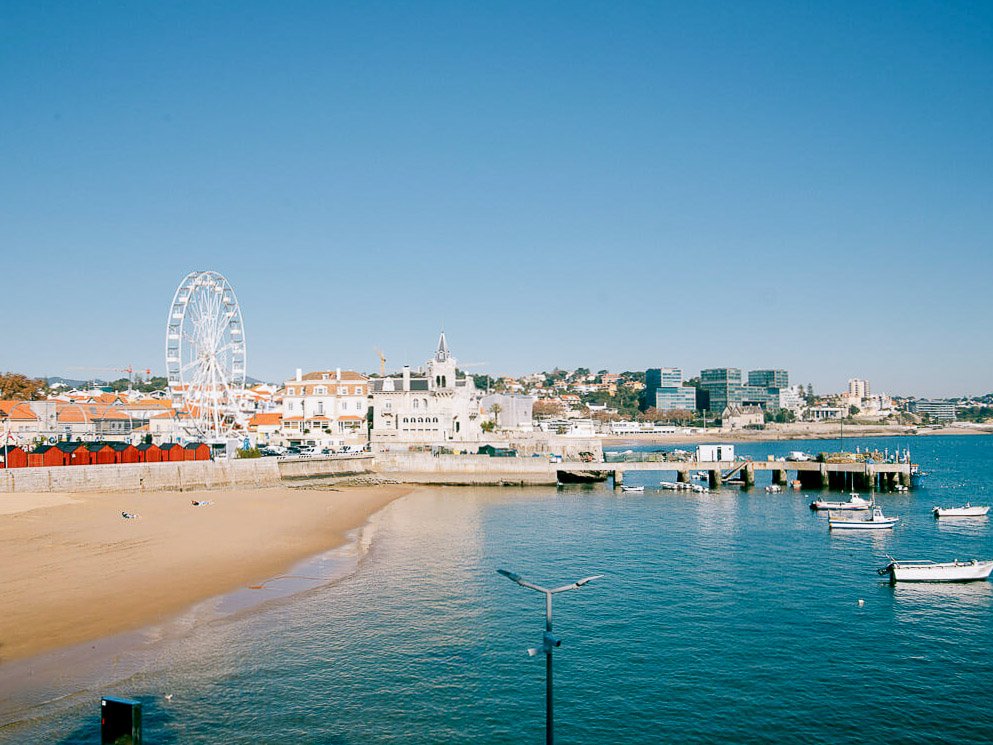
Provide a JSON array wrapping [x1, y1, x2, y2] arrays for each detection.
[[373, 348, 387, 377], [68, 365, 154, 391]]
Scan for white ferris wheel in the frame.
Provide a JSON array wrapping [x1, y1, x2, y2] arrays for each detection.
[[165, 270, 247, 440]]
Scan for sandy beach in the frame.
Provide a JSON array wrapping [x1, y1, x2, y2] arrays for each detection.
[[0, 484, 413, 664]]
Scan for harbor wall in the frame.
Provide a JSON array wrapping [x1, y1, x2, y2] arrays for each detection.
[[0, 456, 374, 494], [374, 452, 561, 485]]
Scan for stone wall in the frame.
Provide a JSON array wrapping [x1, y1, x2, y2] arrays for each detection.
[[0, 455, 375, 494]]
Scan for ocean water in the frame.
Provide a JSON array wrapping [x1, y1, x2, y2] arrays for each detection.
[[3, 435, 993, 743]]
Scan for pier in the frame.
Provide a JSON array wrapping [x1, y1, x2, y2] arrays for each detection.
[[582, 460, 912, 491]]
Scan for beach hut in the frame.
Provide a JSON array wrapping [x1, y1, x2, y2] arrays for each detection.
[[0, 445, 27, 469], [58, 441, 92, 466], [108, 442, 140, 464], [87, 442, 116, 465], [159, 442, 186, 462], [184, 442, 210, 461], [136, 443, 162, 463], [30, 445, 72, 467]]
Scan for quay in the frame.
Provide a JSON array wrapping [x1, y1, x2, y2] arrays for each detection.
[[584, 459, 912, 491]]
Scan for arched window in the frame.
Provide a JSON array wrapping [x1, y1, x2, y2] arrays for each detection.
[[433, 417, 438, 423], [403, 418, 408, 424], [413, 400, 419, 409]]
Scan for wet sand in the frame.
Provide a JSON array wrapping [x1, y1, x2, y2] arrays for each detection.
[[0, 484, 413, 663]]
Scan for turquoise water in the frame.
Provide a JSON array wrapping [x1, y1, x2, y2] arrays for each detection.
[[3, 435, 993, 743]]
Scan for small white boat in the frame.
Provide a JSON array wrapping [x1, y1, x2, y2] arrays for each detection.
[[765, 484, 783, 493], [878, 558, 993, 583], [829, 506, 899, 530], [620, 485, 644, 493], [810, 495, 871, 511], [933, 504, 990, 518]]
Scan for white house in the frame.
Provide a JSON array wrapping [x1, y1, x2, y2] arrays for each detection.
[[369, 333, 484, 445]]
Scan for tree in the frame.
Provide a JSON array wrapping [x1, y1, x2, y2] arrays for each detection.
[[533, 399, 565, 417], [481, 420, 496, 433], [0, 372, 48, 400], [638, 407, 666, 422], [592, 410, 620, 423], [668, 409, 695, 424], [489, 403, 503, 428], [849, 405, 860, 417]]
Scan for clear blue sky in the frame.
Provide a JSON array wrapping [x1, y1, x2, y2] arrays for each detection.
[[2, 1, 991, 396]]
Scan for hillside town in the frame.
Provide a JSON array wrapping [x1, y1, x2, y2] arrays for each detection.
[[1, 332, 988, 458]]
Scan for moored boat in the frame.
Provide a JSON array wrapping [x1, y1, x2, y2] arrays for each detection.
[[829, 506, 898, 530], [878, 558, 993, 583], [620, 485, 644, 493], [933, 504, 989, 518], [810, 495, 871, 511]]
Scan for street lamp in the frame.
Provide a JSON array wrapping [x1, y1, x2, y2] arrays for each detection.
[[496, 569, 603, 745]]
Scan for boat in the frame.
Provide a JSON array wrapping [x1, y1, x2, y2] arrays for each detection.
[[620, 485, 644, 493], [765, 485, 783, 493], [810, 495, 871, 511], [910, 464, 927, 488], [933, 504, 990, 518], [878, 558, 993, 583], [828, 506, 898, 530]]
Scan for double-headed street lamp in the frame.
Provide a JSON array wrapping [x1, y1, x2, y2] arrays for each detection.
[[497, 569, 603, 745]]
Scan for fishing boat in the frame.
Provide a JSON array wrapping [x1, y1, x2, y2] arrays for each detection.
[[620, 485, 645, 493], [810, 495, 871, 511], [933, 504, 989, 517], [828, 506, 898, 530], [878, 558, 993, 583], [910, 464, 927, 488]]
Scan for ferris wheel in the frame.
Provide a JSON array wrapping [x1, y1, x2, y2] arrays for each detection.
[[165, 270, 247, 440]]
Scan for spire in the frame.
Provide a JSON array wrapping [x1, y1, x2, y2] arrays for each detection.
[[436, 330, 450, 362]]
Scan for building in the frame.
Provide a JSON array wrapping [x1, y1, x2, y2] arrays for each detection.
[[369, 333, 484, 445], [748, 370, 789, 389], [700, 368, 743, 413], [282, 368, 370, 447], [479, 393, 536, 431], [906, 399, 956, 422], [646, 367, 697, 413], [721, 404, 764, 430], [848, 378, 871, 399]]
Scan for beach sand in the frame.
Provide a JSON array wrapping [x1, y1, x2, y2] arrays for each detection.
[[0, 484, 413, 663]]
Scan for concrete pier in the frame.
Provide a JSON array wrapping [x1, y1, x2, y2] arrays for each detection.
[[743, 464, 755, 488]]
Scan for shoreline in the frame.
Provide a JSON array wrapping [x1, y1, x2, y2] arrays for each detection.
[[0, 483, 414, 666], [601, 424, 993, 445]]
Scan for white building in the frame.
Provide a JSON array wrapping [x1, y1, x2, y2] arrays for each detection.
[[369, 333, 484, 445], [281, 368, 369, 447]]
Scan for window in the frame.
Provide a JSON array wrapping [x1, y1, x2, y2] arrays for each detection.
[[413, 400, 419, 409], [385, 402, 392, 410], [316, 386, 327, 395], [338, 387, 347, 395], [287, 387, 295, 395], [354, 386, 361, 395]]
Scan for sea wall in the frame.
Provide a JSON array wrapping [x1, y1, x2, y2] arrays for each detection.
[[373, 452, 560, 485], [0, 455, 374, 494]]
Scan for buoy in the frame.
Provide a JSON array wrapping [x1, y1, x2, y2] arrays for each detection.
[[857, 599, 865, 607], [164, 694, 173, 701]]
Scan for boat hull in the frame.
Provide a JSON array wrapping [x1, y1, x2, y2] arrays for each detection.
[[933, 506, 990, 518], [829, 520, 897, 530], [886, 561, 993, 583]]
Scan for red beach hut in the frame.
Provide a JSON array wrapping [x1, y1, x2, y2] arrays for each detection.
[[136, 443, 162, 463], [184, 442, 210, 461], [59, 441, 91, 466], [159, 443, 186, 462], [87, 442, 116, 465], [30, 445, 72, 467], [108, 442, 140, 464], [0, 445, 27, 469]]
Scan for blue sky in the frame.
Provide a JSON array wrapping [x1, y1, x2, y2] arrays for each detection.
[[2, 2, 991, 396]]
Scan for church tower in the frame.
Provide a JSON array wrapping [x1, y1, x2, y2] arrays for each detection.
[[428, 331, 457, 391]]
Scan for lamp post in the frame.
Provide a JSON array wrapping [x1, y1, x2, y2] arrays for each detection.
[[497, 569, 603, 745]]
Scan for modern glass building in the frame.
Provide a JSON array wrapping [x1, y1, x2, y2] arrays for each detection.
[[644, 367, 684, 411], [747, 370, 789, 389], [655, 386, 697, 412], [700, 368, 743, 412], [907, 400, 956, 421]]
